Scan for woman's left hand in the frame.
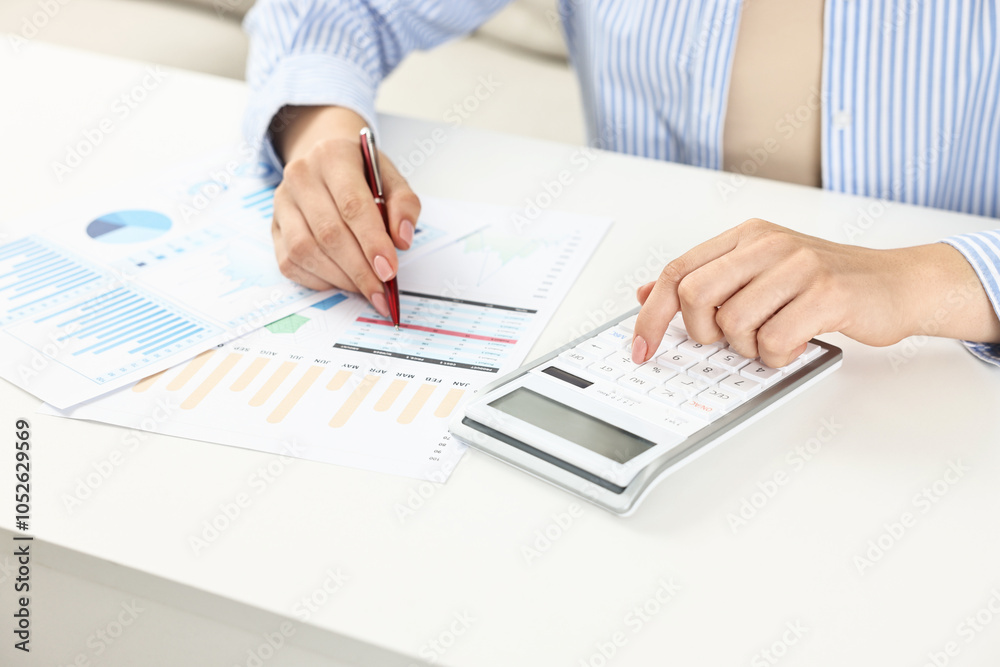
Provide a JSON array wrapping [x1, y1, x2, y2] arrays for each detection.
[[631, 219, 1000, 367]]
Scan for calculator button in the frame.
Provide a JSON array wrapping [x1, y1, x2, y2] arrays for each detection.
[[698, 387, 740, 412], [575, 338, 618, 359], [619, 315, 638, 331], [656, 329, 687, 353], [687, 363, 729, 385], [782, 354, 807, 373], [588, 362, 628, 381], [680, 399, 723, 421], [618, 373, 653, 393], [801, 342, 824, 361], [741, 361, 783, 385], [635, 362, 674, 384], [677, 339, 722, 360], [710, 349, 750, 370], [719, 374, 761, 398], [658, 350, 697, 372], [605, 351, 640, 371], [597, 327, 632, 348], [648, 384, 685, 406], [559, 350, 591, 368], [664, 374, 707, 397]]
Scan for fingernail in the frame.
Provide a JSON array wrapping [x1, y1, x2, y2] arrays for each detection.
[[371, 292, 390, 318], [399, 219, 414, 247], [373, 255, 394, 282], [631, 336, 647, 364]]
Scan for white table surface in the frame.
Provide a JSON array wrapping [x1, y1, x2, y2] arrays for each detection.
[[2, 41, 1000, 667]]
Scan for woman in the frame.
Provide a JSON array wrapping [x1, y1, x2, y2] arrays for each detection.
[[242, 0, 1000, 368]]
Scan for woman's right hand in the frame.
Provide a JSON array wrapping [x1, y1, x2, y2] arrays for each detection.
[[270, 105, 421, 317]]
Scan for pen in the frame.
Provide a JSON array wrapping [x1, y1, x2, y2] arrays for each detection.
[[359, 127, 401, 329]]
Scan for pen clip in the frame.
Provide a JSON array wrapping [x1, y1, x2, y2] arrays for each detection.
[[360, 127, 384, 199]]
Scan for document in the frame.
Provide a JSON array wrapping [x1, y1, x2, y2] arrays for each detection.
[[43, 201, 612, 481], [0, 148, 461, 408]]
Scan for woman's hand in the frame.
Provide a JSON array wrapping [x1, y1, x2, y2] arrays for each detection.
[[632, 219, 1000, 367], [269, 106, 421, 317]]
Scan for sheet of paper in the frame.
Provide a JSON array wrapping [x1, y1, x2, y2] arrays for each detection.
[[42, 202, 612, 481], [0, 148, 463, 408]]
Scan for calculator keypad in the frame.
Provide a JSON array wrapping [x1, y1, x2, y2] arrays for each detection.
[[539, 314, 827, 435]]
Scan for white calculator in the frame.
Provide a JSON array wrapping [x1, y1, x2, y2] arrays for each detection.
[[450, 308, 842, 515]]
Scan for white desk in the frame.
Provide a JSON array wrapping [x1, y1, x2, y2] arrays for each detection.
[[3, 42, 1000, 667]]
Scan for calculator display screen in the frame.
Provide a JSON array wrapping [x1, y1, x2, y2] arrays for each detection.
[[489, 388, 655, 463]]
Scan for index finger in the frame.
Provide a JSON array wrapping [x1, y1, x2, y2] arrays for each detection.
[[631, 227, 742, 363], [319, 142, 400, 281]]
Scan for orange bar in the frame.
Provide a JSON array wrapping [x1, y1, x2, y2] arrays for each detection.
[[267, 366, 324, 424], [374, 379, 408, 412], [165, 350, 215, 391], [132, 369, 166, 393], [326, 369, 353, 391], [182, 353, 243, 410], [397, 384, 436, 425], [329, 375, 379, 428], [433, 388, 465, 418], [230, 357, 269, 391], [249, 361, 297, 407]]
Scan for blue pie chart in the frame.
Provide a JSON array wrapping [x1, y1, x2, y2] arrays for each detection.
[[86, 210, 172, 244]]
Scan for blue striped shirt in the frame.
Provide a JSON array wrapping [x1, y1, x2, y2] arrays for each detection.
[[243, 0, 1000, 363]]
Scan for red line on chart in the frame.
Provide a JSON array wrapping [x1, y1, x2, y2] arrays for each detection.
[[357, 318, 518, 344]]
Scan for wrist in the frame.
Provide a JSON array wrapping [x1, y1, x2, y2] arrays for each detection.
[[271, 105, 368, 164], [890, 243, 1000, 343]]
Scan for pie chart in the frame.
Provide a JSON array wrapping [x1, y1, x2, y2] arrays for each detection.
[[86, 210, 172, 244]]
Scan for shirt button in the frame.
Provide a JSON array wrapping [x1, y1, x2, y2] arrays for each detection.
[[833, 110, 853, 129]]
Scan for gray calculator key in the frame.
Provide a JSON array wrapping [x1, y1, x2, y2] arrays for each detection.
[[636, 362, 674, 384], [719, 373, 761, 397], [698, 386, 740, 412], [598, 327, 632, 348], [648, 384, 685, 406], [741, 361, 782, 385], [658, 350, 697, 371], [588, 362, 628, 381], [618, 373, 654, 394], [710, 348, 750, 370], [678, 339, 722, 359], [575, 338, 618, 359], [664, 374, 707, 397], [687, 363, 729, 384], [559, 350, 591, 368]]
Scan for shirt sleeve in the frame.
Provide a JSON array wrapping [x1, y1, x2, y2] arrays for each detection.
[[243, 0, 513, 168], [940, 230, 1000, 367]]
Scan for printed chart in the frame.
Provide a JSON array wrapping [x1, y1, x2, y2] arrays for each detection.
[[335, 291, 535, 372], [44, 201, 612, 481], [0, 148, 466, 408]]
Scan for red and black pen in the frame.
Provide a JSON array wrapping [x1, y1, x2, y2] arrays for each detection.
[[359, 127, 401, 329]]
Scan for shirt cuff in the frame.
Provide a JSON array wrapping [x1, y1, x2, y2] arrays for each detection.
[[242, 53, 380, 171], [960, 341, 1000, 366], [940, 232, 1000, 368]]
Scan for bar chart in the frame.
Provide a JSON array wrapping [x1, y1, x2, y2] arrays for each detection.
[[132, 349, 468, 428], [42, 195, 612, 479], [0, 237, 105, 326]]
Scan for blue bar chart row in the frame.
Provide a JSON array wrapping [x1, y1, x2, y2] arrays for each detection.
[[0, 236, 104, 325]]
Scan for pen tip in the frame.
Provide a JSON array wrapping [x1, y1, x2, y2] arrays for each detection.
[[395, 325, 399, 331]]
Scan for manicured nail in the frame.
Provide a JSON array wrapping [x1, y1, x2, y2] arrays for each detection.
[[373, 255, 394, 282], [371, 292, 390, 318], [631, 335, 647, 364], [399, 219, 414, 247]]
